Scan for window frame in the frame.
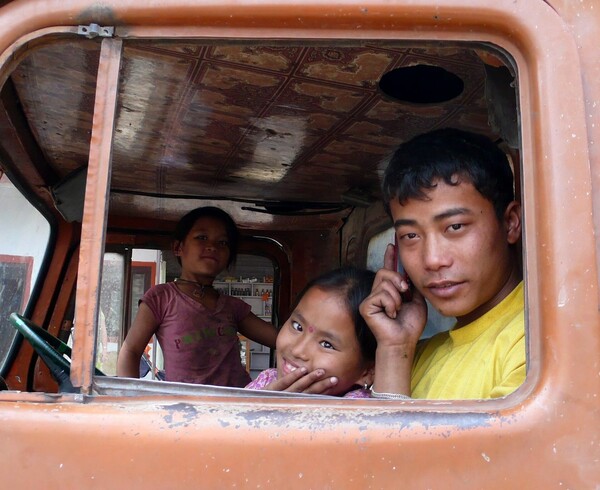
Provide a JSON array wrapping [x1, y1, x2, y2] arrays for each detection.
[[1, 2, 599, 487], [0, 0, 593, 413], [0, 172, 55, 378], [71, 10, 572, 409]]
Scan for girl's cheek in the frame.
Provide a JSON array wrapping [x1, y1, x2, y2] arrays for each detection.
[[275, 329, 289, 351]]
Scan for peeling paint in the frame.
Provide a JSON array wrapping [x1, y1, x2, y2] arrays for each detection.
[[557, 286, 568, 307]]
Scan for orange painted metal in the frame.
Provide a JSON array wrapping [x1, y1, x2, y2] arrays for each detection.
[[70, 37, 122, 392], [0, 26, 78, 90], [46, 249, 79, 340], [32, 247, 79, 393], [0, 0, 598, 487], [547, 0, 600, 291]]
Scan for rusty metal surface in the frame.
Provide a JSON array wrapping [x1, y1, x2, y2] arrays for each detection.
[[93, 374, 325, 397], [70, 38, 122, 392], [546, 0, 600, 296], [0, 391, 595, 487], [0, 0, 599, 487]]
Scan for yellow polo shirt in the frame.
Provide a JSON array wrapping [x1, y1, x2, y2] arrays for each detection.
[[411, 282, 525, 399]]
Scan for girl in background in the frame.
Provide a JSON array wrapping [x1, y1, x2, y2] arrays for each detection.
[[117, 206, 277, 387]]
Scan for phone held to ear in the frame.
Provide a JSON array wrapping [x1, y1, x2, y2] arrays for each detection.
[[394, 239, 413, 303]]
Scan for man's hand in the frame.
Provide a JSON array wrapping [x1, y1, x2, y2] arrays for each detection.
[[360, 244, 427, 349], [265, 367, 339, 395], [359, 243, 427, 396]]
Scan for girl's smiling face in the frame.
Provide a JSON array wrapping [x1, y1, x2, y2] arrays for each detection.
[[276, 286, 373, 396]]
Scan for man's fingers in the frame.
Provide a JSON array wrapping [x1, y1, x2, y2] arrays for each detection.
[[384, 243, 396, 271], [362, 288, 393, 317], [368, 275, 413, 317], [372, 268, 406, 292]]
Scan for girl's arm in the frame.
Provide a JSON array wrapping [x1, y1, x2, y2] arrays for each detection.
[[237, 312, 278, 349], [116, 303, 160, 378]]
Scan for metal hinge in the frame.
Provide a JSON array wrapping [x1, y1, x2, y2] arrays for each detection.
[[77, 23, 114, 39]]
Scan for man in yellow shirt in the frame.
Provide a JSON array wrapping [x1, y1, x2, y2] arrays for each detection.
[[361, 128, 524, 399]]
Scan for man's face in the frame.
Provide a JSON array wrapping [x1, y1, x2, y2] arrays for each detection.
[[390, 178, 521, 324]]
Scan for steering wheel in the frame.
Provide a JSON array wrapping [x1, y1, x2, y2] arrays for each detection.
[[9, 312, 104, 392]]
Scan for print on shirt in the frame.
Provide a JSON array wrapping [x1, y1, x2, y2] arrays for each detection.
[[173, 321, 237, 350]]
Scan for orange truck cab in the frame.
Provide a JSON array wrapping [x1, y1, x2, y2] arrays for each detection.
[[0, 0, 599, 487]]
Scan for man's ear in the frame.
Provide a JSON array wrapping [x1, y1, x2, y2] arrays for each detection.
[[504, 201, 522, 245]]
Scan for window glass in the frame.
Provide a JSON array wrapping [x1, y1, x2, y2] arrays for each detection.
[[366, 227, 395, 272], [96, 249, 166, 378], [131, 249, 163, 380], [216, 254, 276, 380], [0, 174, 51, 368], [96, 253, 126, 375], [103, 248, 277, 382]]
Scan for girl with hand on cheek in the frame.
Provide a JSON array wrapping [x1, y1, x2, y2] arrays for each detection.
[[246, 267, 376, 398]]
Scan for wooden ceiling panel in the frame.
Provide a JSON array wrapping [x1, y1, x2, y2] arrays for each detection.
[[11, 38, 499, 230], [11, 39, 100, 179]]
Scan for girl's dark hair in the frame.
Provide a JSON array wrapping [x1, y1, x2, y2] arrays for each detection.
[[295, 267, 377, 362], [173, 206, 240, 267], [382, 128, 515, 220]]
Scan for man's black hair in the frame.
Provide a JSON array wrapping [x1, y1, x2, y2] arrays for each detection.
[[382, 128, 515, 219]]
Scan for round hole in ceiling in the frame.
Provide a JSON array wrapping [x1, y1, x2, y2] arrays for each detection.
[[379, 65, 464, 104]]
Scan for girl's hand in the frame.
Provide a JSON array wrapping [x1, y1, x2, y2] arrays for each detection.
[[265, 367, 338, 395], [359, 244, 427, 349]]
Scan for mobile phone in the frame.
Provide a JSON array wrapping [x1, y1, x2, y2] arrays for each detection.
[[393, 238, 413, 302]]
